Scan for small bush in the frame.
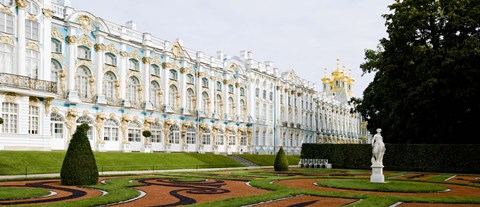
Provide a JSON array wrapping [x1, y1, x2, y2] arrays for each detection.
[[0, 117, 3, 124], [142, 130, 152, 137], [274, 147, 289, 171], [60, 123, 98, 185]]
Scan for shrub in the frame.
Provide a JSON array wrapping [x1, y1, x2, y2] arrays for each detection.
[[274, 147, 289, 171], [142, 130, 152, 137], [60, 123, 98, 185], [0, 117, 3, 124]]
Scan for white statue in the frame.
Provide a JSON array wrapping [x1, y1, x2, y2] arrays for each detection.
[[371, 128, 386, 165]]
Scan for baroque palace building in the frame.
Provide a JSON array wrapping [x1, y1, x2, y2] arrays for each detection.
[[0, 0, 369, 154]]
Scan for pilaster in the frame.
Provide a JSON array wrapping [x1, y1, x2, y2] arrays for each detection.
[[16, 3, 26, 76], [94, 32, 106, 104], [142, 51, 152, 110], [66, 26, 79, 103]]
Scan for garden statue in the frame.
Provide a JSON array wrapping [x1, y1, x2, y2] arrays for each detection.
[[370, 128, 385, 183]]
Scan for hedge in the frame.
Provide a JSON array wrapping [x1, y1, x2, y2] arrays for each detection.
[[301, 144, 480, 174]]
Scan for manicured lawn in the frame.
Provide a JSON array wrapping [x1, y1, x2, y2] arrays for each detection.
[[0, 187, 50, 200], [0, 151, 243, 175], [238, 154, 300, 166], [315, 179, 448, 193]]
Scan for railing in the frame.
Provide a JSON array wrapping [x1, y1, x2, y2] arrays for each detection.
[[0, 73, 58, 94], [52, 3, 64, 18], [105, 20, 123, 36]]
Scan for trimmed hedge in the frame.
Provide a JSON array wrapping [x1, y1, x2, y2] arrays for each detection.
[[274, 147, 289, 171], [301, 143, 480, 174]]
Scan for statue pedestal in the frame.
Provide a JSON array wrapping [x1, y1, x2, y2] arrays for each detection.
[[370, 164, 385, 183]]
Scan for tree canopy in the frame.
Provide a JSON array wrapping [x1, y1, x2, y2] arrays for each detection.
[[352, 0, 480, 144]]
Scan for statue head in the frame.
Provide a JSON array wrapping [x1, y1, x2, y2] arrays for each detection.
[[376, 128, 382, 133]]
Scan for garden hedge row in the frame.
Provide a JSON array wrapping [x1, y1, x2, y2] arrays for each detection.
[[301, 144, 480, 174]]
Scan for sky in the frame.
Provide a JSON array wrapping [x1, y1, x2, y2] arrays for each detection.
[[72, 0, 394, 98]]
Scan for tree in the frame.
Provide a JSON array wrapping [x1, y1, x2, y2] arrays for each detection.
[[60, 123, 98, 185], [274, 147, 289, 171], [353, 0, 480, 144]]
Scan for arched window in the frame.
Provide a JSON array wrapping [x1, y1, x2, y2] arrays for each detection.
[[0, 43, 14, 73], [240, 99, 246, 118], [51, 39, 61, 53], [201, 92, 209, 113], [150, 81, 160, 108], [169, 69, 178, 80], [255, 88, 259, 97], [50, 112, 64, 139], [216, 130, 224, 145], [228, 133, 236, 145], [169, 85, 178, 109], [216, 81, 222, 91], [0, 12, 14, 34], [186, 89, 195, 113], [76, 116, 93, 140], [129, 59, 139, 70], [26, 1, 39, 15], [215, 95, 222, 115], [1, 102, 17, 133], [202, 78, 209, 88], [128, 121, 141, 142], [103, 72, 117, 104], [151, 123, 162, 143], [151, 64, 161, 76], [76, 66, 91, 100], [26, 49, 39, 78], [51, 59, 61, 83], [228, 85, 234, 94], [186, 126, 196, 144], [77, 46, 91, 60], [103, 119, 119, 141], [228, 97, 234, 115], [240, 87, 245, 96], [186, 74, 194, 84], [25, 20, 39, 41], [202, 128, 211, 145], [240, 132, 247, 146], [105, 53, 116, 66], [128, 76, 140, 106], [0, 0, 14, 6], [169, 125, 180, 144]]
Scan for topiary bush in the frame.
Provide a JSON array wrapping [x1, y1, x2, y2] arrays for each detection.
[[60, 123, 98, 185], [0, 117, 3, 124], [274, 147, 289, 171], [142, 130, 152, 137]]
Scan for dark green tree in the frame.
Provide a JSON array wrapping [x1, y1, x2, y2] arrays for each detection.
[[60, 123, 98, 185], [274, 147, 289, 171], [353, 0, 480, 144]]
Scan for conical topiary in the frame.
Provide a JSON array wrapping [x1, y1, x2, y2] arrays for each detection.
[[274, 146, 289, 171], [60, 123, 98, 185]]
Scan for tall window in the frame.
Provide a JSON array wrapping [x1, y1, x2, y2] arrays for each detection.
[[186, 89, 194, 113], [202, 129, 211, 145], [76, 66, 91, 100], [0, 43, 14, 73], [151, 123, 162, 143], [28, 105, 39, 134], [150, 81, 160, 108], [202, 78, 209, 88], [26, 49, 39, 79], [105, 53, 116, 66], [51, 59, 61, 83], [186, 126, 196, 144], [76, 116, 93, 140], [77, 46, 91, 60], [216, 130, 224, 145], [103, 72, 116, 104], [169, 69, 178, 80], [240, 132, 247, 146], [215, 95, 222, 115], [255, 131, 260, 146], [1, 102, 17, 133], [128, 121, 141, 142], [240, 87, 245, 96], [186, 74, 194, 84], [228, 134, 236, 145], [216, 81, 222, 91], [129, 59, 139, 70], [255, 88, 259, 97], [151, 64, 161, 76], [51, 39, 62, 53], [201, 92, 209, 113], [240, 100, 246, 118], [25, 20, 39, 41], [26, 1, 39, 15], [0, 12, 14, 34], [255, 102, 260, 121], [228, 85, 234, 94], [50, 112, 64, 139], [169, 85, 178, 109], [228, 97, 234, 116], [169, 125, 180, 144], [127, 76, 140, 106], [103, 119, 119, 141]]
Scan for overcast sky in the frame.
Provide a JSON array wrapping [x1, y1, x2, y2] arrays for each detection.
[[72, 0, 393, 98]]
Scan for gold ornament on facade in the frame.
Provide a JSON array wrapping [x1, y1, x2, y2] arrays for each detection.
[[77, 35, 93, 47], [172, 44, 182, 58], [28, 97, 38, 106], [66, 35, 77, 44], [15, 0, 27, 9], [26, 41, 39, 51], [78, 15, 93, 33], [0, 35, 14, 45], [0, 7, 14, 15], [94, 43, 106, 51], [151, 57, 160, 65], [104, 44, 118, 54], [4, 93, 17, 103], [51, 107, 59, 114], [142, 57, 151, 64], [129, 50, 141, 60], [42, 8, 54, 19], [51, 28, 64, 40], [161, 62, 169, 69], [119, 51, 128, 57], [95, 111, 108, 144]]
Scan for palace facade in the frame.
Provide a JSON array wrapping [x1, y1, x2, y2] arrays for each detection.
[[0, 0, 369, 154]]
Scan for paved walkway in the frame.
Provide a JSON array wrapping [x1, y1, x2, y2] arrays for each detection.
[[0, 165, 299, 180]]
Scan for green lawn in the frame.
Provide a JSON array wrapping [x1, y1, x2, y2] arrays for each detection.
[[0, 151, 243, 175], [238, 154, 300, 166], [316, 179, 448, 193], [0, 187, 50, 200]]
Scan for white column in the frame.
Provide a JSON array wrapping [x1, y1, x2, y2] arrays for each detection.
[[163, 56, 171, 112], [16, 4, 26, 76], [209, 74, 215, 117], [143, 50, 152, 110], [180, 62, 187, 114], [66, 26, 79, 103], [42, 8, 53, 81], [248, 78, 255, 121], [119, 44, 129, 106], [95, 33, 106, 104], [195, 65, 203, 112]]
